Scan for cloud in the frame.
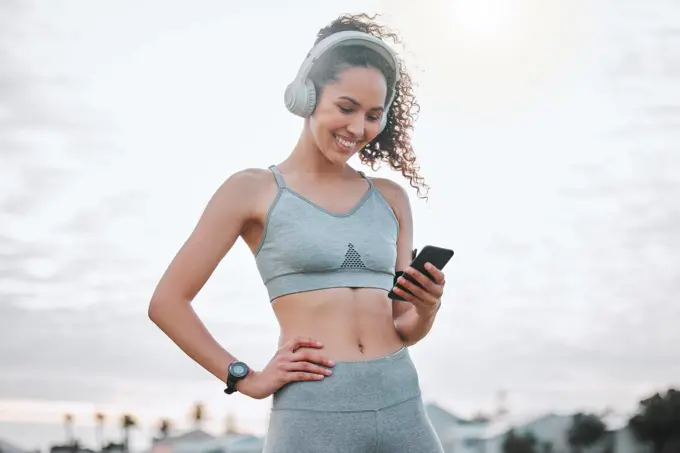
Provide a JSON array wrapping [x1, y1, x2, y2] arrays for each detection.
[[0, 301, 276, 402]]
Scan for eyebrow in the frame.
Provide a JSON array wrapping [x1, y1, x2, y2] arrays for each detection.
[[338, 96, 384, 111]]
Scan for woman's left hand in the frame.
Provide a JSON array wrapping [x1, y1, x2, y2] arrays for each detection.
[[393, 263, 446, 316]]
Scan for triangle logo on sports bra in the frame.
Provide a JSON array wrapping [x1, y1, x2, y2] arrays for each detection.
[[341, 243, 366, 269]]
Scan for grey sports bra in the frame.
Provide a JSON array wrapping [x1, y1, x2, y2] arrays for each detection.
[[254, 165, 399, 301]]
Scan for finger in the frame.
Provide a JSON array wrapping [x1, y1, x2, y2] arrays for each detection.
[[282, 360, 333, 376], [393, 285, 418, 304], [287, 337, 323, 352], [397, 275, 434, 303], [424, 262, 446, 284], [293, 350, 335, 367], [289, 372, 326, 382], [404, 267, 439, 293]]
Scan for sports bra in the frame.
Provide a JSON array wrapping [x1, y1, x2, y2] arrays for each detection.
[[254, 165, 399, 301]]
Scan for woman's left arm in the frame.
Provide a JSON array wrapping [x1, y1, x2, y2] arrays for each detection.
[[373, 179, 447, 346]]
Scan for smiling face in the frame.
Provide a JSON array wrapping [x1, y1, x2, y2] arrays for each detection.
[[307, 65, 388, 165]]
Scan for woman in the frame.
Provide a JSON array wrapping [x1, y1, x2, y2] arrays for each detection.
[[149, 13, 447, 452]]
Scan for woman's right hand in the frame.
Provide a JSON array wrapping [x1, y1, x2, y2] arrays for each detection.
[[235, 336, 335, 400]]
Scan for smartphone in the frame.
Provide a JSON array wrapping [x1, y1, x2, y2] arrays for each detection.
[[388, 245, 454, 301]]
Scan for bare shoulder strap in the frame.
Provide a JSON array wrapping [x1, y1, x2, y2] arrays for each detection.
[[268, 165, 286, 188], [357, 170, 374, 188]]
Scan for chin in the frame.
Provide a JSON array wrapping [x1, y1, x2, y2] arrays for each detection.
[[318, 142, 355, 164], [321, 149, 352, 165]]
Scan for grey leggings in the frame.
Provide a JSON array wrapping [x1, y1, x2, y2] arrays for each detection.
[[262, 347, 444, 453]]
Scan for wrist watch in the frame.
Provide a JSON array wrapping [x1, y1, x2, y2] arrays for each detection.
[[224, 361, 250, 395]]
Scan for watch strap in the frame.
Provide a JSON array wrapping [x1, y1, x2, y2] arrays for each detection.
[[224, 361, 249, 395]]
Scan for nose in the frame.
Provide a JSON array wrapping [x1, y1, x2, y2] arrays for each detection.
[[346, 113, 365, 138]]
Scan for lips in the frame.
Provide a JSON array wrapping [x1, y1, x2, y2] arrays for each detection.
[[334, 134, 358, 152]]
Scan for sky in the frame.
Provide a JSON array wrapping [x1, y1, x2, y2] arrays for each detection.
[[1, 0, 679, 450]]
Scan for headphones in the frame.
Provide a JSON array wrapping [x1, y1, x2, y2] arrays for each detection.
[[284, 30, 401, 134]]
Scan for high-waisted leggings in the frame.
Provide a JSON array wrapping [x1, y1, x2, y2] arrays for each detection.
[[262, 346, 444, 453]]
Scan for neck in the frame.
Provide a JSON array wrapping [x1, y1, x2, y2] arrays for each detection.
[[280, 121, 347, 177]]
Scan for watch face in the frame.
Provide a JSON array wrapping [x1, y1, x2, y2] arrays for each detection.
[[229, 362, 249, 378]]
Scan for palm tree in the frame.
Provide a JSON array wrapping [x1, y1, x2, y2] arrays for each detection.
[[63, 413, 75, 445], [120, 414, 138, 452], [158, 418, 172, 439], [94, 412, 106, 451], [191, 402, 205, 430]]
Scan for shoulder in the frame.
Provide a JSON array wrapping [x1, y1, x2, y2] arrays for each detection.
[[221, 167, 274, 188], [214, 167, 275, 197], [370, 177, 412, 220], [207, 167, 277, 214]]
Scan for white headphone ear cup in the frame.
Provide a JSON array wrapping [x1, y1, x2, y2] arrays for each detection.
[[284, 82, 298, 115], [300, 78, 317, 117], [284, 79, 317, 117]]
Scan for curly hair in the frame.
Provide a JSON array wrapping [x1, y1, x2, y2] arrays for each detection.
[[309, 13, 428, 198]]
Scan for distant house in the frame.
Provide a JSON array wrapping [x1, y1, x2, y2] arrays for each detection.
[[610, 426, 653, 453], [148, 430, 215, 453], [426, 403, 490, 453], [147, 430, 263, 453], [480, 413, 574, 453], [427, 405, 653, 453], [604, 417, 653, 453]]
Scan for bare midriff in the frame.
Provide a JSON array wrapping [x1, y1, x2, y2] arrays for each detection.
[[272, 287, 405, 361]]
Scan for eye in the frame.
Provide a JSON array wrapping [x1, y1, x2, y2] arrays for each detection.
[[367, 111, 384, 122], [338, 105, 353, 114]]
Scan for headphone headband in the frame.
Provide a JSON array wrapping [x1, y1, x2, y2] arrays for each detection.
[[284, 30, 401, 133]]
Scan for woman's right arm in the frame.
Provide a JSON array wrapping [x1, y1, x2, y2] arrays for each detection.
[[148, 169, 334, 399]]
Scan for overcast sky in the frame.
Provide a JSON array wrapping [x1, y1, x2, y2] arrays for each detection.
[[1, 0, 679, 450]]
